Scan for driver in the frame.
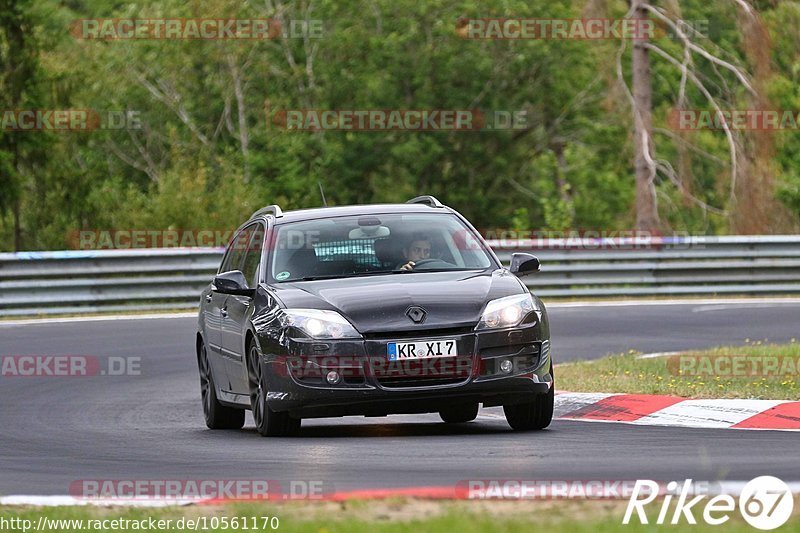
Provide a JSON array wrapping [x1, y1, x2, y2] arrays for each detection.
[[399, 232, 433, 271]]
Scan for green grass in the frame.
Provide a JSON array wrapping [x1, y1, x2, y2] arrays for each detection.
[[2, 499, 799, 532], [557, 340, 800, 399]]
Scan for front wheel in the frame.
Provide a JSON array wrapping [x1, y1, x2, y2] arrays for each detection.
[[198, 342, 245, 430], [247, 341, 300, 437], [503, 385, 554, 431]]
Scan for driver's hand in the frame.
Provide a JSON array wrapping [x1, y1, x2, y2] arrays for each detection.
[[400, 261, 415, 271]]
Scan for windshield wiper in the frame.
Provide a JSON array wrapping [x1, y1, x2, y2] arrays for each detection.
[[284, 270, 405, 282], [282, 268, 483, 282], [396, 268, 484, 274]]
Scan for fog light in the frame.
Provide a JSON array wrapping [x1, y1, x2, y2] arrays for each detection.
[[499, 359, 513, 374], [326, 370, 341, 385]]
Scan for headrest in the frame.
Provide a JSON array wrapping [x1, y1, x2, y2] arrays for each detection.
[[373, 238, 403, 265]]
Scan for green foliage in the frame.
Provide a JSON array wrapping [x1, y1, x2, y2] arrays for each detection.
[[0, 0, 798, 251], [509, 207, 531, 232]]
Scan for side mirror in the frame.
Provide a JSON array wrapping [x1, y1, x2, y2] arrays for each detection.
[[213, 270, 255, 297], [509, 253, 540, 276]]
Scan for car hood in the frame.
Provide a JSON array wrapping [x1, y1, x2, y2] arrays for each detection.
[[270, 269, 526, 334]]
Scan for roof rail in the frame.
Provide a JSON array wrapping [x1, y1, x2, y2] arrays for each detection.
[[250, 205, 283, 219], [406, 195, 444, 208]]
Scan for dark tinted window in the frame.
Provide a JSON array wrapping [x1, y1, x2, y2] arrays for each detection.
[[270, 213, 494, 282], [241, 224, 266, 287], [219, 225, 255, 274]]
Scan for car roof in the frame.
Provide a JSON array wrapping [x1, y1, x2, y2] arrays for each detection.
[[253, 203, 456, 225]]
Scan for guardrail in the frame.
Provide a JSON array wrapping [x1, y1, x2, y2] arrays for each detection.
[[1, 236, 799, 317]]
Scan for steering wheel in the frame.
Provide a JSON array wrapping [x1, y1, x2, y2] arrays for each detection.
[[410, 258, 452, 270]]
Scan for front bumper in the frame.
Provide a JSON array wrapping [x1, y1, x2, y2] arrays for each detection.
[[259, 321, 552, 418]]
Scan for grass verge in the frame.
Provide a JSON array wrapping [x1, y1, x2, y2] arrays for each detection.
[[2, 498, 800, 532], [557, 341, 799, 399]]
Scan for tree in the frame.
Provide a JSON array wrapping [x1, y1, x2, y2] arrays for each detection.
[[0, 0, 40, 250], [619, 0, 790, 233], [631, 0, 659, 231]]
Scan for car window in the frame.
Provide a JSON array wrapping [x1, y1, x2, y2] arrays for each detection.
[[219, 225, 255, 274], [240, 223, 266, 287], [269, 213, 494, 282]]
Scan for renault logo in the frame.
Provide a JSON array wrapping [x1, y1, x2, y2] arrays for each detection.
[[405, 306, 427, 324]]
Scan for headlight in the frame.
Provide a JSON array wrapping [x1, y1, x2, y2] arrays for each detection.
[[280, 309, 361, 339], [476, 293, 538, 330]]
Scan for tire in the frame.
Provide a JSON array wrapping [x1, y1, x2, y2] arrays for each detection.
[[247, 341, 301, 437], [198, 341, 245, 430], [503, 384, 554, 431], [439, 403, 479, 423]]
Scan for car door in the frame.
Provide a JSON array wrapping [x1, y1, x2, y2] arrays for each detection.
[[203, 230, 246, 388], [221, 222, 265, 394], [209, 226, 251, 393]]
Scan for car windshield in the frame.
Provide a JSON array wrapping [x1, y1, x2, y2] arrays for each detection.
[[269, 213, 494, 282]]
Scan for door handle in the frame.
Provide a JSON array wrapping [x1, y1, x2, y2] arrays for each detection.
[[221, 308, 228, 318], [205, 295, 212, 303]]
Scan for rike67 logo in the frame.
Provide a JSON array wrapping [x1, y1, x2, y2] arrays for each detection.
[[624, 476, 794, 530]]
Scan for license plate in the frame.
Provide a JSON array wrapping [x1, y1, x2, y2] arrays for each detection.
[[387, 339, 457, 361]]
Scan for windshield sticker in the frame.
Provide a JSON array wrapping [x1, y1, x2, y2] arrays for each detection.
[[275, 271, 291, 281]]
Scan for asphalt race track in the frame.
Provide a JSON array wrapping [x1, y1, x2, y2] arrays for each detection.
[[1, 300, 799, 496]]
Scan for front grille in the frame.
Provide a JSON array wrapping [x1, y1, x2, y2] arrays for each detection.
[[364, 330, 475, 389], [371, 355, 472, 389], [375, 375, 467, 388], [363, 326, 475, 340]]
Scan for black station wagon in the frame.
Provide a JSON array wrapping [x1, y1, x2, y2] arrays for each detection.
[[196, 196, 553, 436]]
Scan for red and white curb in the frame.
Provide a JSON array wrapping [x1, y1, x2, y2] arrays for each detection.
[[552, 392, 800, 431]]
